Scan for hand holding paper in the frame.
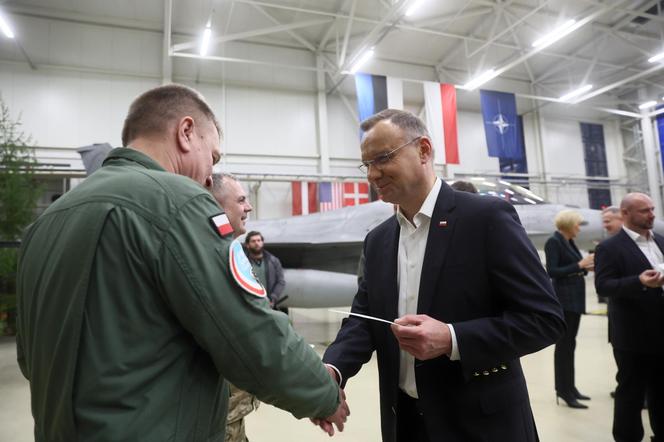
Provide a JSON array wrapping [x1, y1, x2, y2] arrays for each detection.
[[391, 314, 452, 360]]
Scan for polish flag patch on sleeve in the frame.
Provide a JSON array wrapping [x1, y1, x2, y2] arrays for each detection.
[[229, 239, 267, 298], [210, 213, 234, 237]]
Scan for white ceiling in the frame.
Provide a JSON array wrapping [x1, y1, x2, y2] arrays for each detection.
[[2, 0, 663, 118]]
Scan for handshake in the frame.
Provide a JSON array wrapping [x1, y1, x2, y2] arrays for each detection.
[[310, 365, 351, 437]]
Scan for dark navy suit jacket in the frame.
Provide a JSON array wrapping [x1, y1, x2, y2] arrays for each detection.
[[595, 229, 664, 354], [544, 231, 587, 314], [323, 181, 565, 442]]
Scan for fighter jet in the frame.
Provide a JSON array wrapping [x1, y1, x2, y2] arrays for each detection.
[[247, 180, 664, 308]]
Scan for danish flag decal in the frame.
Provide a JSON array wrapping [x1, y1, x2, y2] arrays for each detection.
[[210, 213, 234, 237], [228, 239, 267, 298]]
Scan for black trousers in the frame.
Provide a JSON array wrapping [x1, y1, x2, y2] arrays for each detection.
[[613, 349, 664, 442], [554, 310, 581, 396], [396, 390, 430, 442]]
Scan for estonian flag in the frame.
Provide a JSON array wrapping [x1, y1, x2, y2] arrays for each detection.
[[354, 73, 403, 125]]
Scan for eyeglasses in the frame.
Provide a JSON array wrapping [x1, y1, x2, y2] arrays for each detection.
[[358, 136, 421, 174]]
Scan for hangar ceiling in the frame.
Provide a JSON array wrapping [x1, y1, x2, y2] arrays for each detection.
[[1, 0, 663, 119]]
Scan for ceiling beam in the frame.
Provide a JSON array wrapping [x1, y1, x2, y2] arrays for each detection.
[[410, 7, 493, 28], [581, 0, 664, 24], [480, 3, 622, 90], [172, 18, 332, 52], [467, 1, 549, 58], [229, 0, 663, 43], [338, 0, 357, 67], [531, 0, 660, 86], [574, 62, 664, 103]]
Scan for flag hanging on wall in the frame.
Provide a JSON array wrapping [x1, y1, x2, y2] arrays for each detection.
[[423, 82, 459, 164], [354, 73, 403, 124], [319, 182, 344, 212], [657, 105, 664, 173], [479, 90, 524, 160], [343, 182, 370, 206], [291, 181, 318, 216], [580, 122, 611, 210]]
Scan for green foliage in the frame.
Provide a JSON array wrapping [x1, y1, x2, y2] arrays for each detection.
[[0, 95, 41, 241], [0, 96, 40, 335]]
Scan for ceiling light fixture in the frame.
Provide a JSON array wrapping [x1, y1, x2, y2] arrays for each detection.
[[199, 24, 212, 56], [405, 0, 426, 17], [559, 84, 593, 102], [532, 19, 577, 49], [349, 48, 374, 74], [638, 101, 657, 110], [461, 68, 498, 90], [648, 51, 664, 63], [0, 11, 15, 39]]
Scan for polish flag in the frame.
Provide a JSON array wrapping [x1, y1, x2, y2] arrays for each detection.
[[292, 181, 318, 216], [424, 82, 459, 164], [211, 213, 234, 237]]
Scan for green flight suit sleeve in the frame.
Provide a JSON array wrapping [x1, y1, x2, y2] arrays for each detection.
[[154, 194, 339, 419]]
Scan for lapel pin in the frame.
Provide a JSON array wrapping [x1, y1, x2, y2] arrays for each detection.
[[439, 220, 448, 227]]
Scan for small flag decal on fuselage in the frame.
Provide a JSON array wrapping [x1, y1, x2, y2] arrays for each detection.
[[210, 213, 234, 237]]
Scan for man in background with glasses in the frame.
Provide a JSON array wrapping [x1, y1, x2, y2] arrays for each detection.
[[320, 109, 564, 442]]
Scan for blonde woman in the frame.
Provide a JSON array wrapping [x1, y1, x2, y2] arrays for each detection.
[[544, 209, 594, 409]]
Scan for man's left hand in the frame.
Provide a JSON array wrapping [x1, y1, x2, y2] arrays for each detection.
[[391, 314, 452, 360]]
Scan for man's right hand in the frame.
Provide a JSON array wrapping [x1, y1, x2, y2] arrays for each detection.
[[639, 269, 664, 288], [311, 388, 350, 436]]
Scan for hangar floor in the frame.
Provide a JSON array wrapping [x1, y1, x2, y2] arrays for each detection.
[[0, 279, 654, 441]]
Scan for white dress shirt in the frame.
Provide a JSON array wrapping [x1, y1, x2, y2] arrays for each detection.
[[396, 178, 459, 398], [622, 225, 664, 269]]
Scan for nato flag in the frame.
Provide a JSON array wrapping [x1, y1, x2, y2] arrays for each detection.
[[480, 90, 524, 160]]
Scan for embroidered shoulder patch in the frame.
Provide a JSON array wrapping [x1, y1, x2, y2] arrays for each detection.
[[210, 213, 234, 237], [228, 239, 267, 297]]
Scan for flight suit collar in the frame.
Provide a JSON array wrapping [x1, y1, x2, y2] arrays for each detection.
[[103, 147, 167, 172]]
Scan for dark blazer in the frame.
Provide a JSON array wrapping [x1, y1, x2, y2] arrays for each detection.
[[544, 231, 587, 314], [595, 229, 664, 354], [323, 182, 565, 442]]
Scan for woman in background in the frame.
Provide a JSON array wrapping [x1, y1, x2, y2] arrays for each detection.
[[544, 209, 594, 409]]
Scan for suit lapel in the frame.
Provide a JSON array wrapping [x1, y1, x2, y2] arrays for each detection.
[[653, 232, 664, 257], [618, 229, 652, 269], [382, 218, 400, 322], [417, 182, 457, 314], [555, 231, 580, 261]]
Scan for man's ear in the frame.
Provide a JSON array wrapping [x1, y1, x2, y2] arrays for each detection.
[[176, 116, 195, 153], [418, 137, 434, 163]]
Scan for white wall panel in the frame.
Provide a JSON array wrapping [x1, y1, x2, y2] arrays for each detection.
[[224, 86, 317, 158], [604, 120, 627, 205], [327, 96, 360, 160], [540, 118, 588, 207], [0, 63, 157, 147]]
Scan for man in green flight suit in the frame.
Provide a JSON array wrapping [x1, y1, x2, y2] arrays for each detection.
[[207, 172, 260, 442], [16, 84, 349, 442]]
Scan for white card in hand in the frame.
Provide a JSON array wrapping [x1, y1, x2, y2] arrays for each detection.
[[328, 309, 396, 325]]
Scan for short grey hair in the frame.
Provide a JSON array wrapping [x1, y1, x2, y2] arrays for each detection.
[[360, 109, 430, 139], [210, 173, 238, 194], [601, 206, 620, 215]]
